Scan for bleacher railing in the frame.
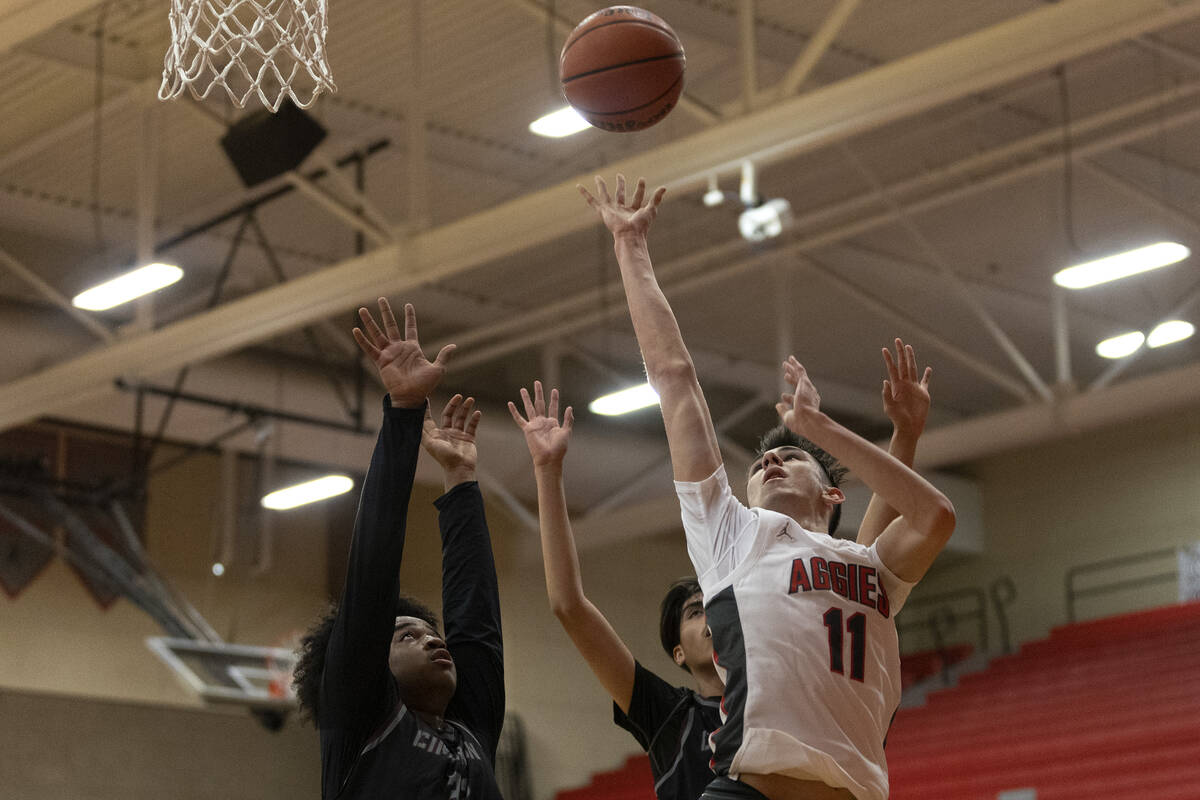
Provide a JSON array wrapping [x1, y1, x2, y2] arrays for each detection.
[[1065, 547, 1178, 622]]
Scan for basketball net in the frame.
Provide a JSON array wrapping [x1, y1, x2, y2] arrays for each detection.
[[159, 0, 336, 112]]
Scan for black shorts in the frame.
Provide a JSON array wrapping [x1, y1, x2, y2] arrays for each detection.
[[700, 777, 771, 800]]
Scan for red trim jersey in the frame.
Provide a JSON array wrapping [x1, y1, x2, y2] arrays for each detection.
[[675, 465, 914, 800]]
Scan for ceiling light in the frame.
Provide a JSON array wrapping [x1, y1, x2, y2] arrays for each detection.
[[1053, 242, 1189, 289], [261, 475, 354, 510], [1147, 319, 1195, 348], [738, 198, 794, 242], [589, 383, 660, 416], [211, 562, 226, 577], [1095, 331, 1145, 359], [703, 174, 725, 207], [530, 106, 590, 138], [72, 263, 183, 311]]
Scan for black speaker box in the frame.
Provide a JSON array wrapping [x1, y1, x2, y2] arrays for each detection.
[[220, 100, 328, 187]]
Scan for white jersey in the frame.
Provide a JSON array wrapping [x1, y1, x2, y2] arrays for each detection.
[[675, 465, 914, 800]]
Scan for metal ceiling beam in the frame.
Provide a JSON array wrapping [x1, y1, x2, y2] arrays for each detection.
[[1, 0, 1198, 433], [777, 0, 863, 97], [837, 143, 1055, 401], [432, 98, 1200, 399]]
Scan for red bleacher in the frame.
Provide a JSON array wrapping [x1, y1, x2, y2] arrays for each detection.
[[555, 755, 654, 800], [887, 601, 1200, 800]]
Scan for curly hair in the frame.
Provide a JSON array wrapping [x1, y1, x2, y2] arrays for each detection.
[[659, 577, 702, 673], [753, 424, 848, 535], [293, 595, 440, 725]]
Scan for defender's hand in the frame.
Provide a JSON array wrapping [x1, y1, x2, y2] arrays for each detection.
[[508, 381, 574, 468], [881, 338, 932, 438], [422, 395, 480, 478], [352, 299, 455, 408], [578, 174, 667, 239]]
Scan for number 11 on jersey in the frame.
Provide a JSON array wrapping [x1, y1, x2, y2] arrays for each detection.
[[823, 607, 867, 682]]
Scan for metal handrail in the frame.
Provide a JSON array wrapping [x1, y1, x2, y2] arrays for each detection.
[[1065, 547, 1178, 622], [897, 585, 989, 654]]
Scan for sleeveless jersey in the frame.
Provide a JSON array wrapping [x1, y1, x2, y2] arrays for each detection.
[[675, 465, 914, 800]]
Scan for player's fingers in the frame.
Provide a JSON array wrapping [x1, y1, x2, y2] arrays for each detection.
[[466, 409, 482, 438], [403, 302, 419, 343], [533, 380, 546, 417], [595, 175, 611, 205], [615, 174, 626, 206], [441, 394, 461, 428], [905, 343, 918, 380], [453, 397, 474, 430], [379, 298, 402, 340], [882, 379, 893, 402], [359, 307, 387, 348], [882, 347, 899, 384], [921, 366, 933, 387], [432, 344, 456, 368], [651, 186, 667, 207], [630, 178, 646, 209], [507, 401, 527, 427], [520, 387, 536, 420], [351, 327, 380, 359], [548, 388, 560, 422], [563, 406, 574, 431], [577, 185, 597, 207]]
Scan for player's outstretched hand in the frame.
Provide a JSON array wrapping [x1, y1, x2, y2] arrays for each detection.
[[777, 355, 821, 434], [578, 174, 667, 239], [881, 337, 932, 438], [508, 381, 574, 468], [422, 394, 481, 476], [352, 299, 455, 409]]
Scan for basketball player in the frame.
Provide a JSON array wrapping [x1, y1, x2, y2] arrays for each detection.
[[506, 339, 933, 800], [578, 176, 956, 800], [509, 380, 721, 800], [293, 299, 505, 800]]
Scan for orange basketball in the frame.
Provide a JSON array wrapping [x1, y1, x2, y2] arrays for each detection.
[[559, 6, 686, 133]]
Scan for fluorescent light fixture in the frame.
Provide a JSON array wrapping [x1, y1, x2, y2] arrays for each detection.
[[261, 475, 354, 510], [1053, 242, 1189, 289], [529, 106, 590, 138], [589, 383, 660, 416], [704, 175, 725, 207], [1147, 319, 1195, 348], [1095, 331, 1145, 359], [738, 198, 794, 242], [211, 562, 226, 577], [72, 263, 183, 311]]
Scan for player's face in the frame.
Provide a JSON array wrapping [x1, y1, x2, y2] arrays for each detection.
[[388, 616, 457, 703], [746, 446, 828, 508], [676, 592, 714, 669]]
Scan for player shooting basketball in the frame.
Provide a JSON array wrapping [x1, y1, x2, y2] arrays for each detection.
[[578, 176, 956, 800], [507, 339, 934, 800], [293, 299, 505, 800]]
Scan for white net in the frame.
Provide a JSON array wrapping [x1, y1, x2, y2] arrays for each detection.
[[159, 0, 336, 112]]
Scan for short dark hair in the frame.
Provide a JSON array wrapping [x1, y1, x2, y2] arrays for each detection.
[[293, 593, 440, 724], [752, 424, 848, 535], [659, 577, 702, 673]]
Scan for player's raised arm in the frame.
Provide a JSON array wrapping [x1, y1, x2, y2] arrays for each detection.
[[857, 338, 933, 548], [778, 356, 955, 583], [509, 382, 637, 712], [578, 175, 721, 483]]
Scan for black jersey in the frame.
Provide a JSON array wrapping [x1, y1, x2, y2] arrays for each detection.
[[613, 661, 722, 800], [318, 399, 505, 800]]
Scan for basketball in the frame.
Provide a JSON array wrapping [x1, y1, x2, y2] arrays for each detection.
[[559, 6, 686, 133]]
